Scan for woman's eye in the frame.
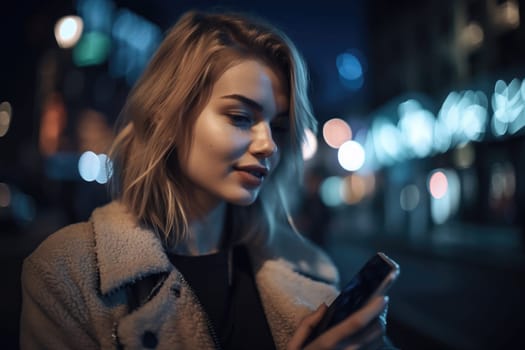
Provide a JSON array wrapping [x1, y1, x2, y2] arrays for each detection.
[[228, 114, 253, 128]]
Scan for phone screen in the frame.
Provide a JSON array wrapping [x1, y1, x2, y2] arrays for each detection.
[[307, 253, 399, 342]]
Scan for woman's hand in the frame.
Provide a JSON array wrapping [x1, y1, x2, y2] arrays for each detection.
[[287, 296, 388, 350]]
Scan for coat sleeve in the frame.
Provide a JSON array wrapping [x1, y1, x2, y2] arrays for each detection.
[[20, 255, 99, 350]]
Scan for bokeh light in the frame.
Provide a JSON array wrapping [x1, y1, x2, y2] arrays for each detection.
[[320, 176, 344, 207], [95, 154, 111, 184], [400, 184, 420, 211], [76, 109, 113, 154], [338, 140, 365, 172], [491, 78, 525, 136], [322, 118, 352, 149], [109, 8, 162, 84], [55, 15, 84, 48], [453, 143, 475, 169], [0, 183, 11, 207], [429, 170, 448, 199], [0, 101, 12, 137], [459, 21, 484, 50], [78, 151, 100, 182], [8, 188, 37, 224], [78, 151, 112, 184], [372, 118, 403, 166], [397, 99, 435, 158], [495, 0, 520, 29], [73, 31, 111, 66], [489, 162, 516, 202], [39, 94, 67, 156], [430, 169, 460, 225], [342, 174, 366, 205], [336, 52, 363, 81], [438, 90, 488, 145], [336, 50, 366, 90], [302, 128, 318, 160]]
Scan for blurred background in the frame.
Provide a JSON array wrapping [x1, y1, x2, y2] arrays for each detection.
[[2, 0, 525, 349]]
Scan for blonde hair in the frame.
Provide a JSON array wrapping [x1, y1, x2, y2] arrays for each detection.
[[109, 10, 317, 245]]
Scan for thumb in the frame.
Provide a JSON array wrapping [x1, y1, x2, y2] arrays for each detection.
[[308, 303, 328, 323], [287, 304, 327, 350]]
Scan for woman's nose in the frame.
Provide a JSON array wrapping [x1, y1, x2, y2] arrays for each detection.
[[250, 122, 278, 159]]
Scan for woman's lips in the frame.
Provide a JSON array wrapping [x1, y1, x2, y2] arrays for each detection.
[[234, 165, 269, 188], [236, 169, 264, 188]]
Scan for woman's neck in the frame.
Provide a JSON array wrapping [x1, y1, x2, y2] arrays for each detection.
[[170, 202, 227, 256]]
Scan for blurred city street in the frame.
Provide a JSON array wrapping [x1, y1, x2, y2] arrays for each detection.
[[326, 215, 525, 350], [3, 1, 525, 349]]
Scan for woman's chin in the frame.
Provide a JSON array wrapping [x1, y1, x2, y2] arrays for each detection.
[[227, 190, 260, 206]]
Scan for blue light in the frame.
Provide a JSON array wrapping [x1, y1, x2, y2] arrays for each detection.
[[338, 140, 366, 172], [433, 119, 452, 153], [397, 99, 435, 158], [110, 9, 162, 85], [372, 118, 403, 166], [72, 31, 111, 66], [400, 184, 420, 211], [77, 0, 114, 33], [78, 151, 100, 182], [320, 176, 344, 207], [113, 9, 161, 53], [336, 53, 363, 81], [95, 154, 112, 184], [437, 90, 488, 145], [491, 78, 525, 136], [11, 191, 36, 224]]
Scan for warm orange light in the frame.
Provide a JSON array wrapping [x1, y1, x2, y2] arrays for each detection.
[[322, 118, 352, 149], [342, 174, 366, 204], [76, 109, 113, 154], [429, 171, 448, 199], [39, 93, 67, 156]]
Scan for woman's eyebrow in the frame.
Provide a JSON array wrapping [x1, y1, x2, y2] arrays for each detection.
[[220, 94, 289, 117], [220, 94, 263, 112]]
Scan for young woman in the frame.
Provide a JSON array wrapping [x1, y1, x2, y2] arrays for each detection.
[[20, 10, 390, 349]]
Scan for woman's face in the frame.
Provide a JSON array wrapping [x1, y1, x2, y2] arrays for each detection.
[[178, 59, 290, 212]]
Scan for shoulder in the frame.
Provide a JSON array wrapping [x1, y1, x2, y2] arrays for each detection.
[[20, 220, 111, 348], [25, 221, 94, 263], [22, 221, 97, 285]]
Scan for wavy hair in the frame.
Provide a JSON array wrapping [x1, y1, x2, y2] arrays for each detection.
[[109, 10, 317, 245]]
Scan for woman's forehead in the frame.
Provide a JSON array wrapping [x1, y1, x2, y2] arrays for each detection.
[[210, 59, 289, 114]]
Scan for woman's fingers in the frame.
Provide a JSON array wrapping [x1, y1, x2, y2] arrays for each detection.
[[341, 319, 385, 350], [288, 296, 389, 350], [287, 303, 328, 350], [312, 296, 388, 349], [379, 302, 388, 327], [336, 296, 387, 335]]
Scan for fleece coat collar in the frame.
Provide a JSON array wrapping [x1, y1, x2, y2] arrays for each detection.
[[92, 202, 173, 295], [92, 201, 339, 297]]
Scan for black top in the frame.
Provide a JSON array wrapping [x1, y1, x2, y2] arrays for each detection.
[[169, 245, 276, 350]]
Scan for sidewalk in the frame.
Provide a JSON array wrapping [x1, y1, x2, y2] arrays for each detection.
[[324, 221, 525, 350]]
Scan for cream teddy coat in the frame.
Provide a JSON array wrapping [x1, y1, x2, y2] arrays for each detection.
[[20, 201, 340, 349]]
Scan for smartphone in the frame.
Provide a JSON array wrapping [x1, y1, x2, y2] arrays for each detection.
[[306, 252, 400, 343]]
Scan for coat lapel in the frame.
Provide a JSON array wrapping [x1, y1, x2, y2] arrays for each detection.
[[90, 201, 173, 295], [249, 228, 340, 349], [90, 201, 339, 349]]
